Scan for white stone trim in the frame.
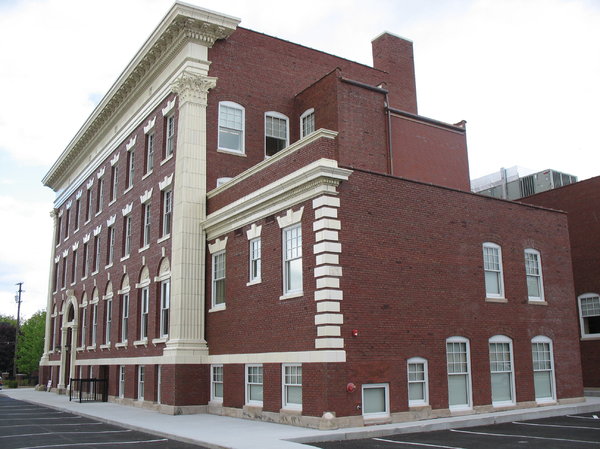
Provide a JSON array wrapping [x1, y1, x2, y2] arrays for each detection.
[[315, 230, 339, 242], [107, 215, 116, 227], [246, 223, 262, 240], [97, 167, 105, 179], [277, 207, 304, 228], [317, 326, 341, 337], [122, 202, 133, 216], [313, 196, 340, 209], [159, 174, 174, 191], [143, 116, 156, 134], [86, 179, 94, 189], [315, 207, 338, 219], [314, 242, 342, 254], [313, 218, 341, 232], [62, 249, 69, 258], [140, 188, 153, 204], [58, 208, 64, 217], [314, 265, 342, 278], [93, 225, 102, 236], [54, 255, 60, 263], [162, 98, 176, 116], [66, 200, 72, 209], [208, 237, 228, 254], [126, 135, 137, 151], [110, 153, 120, 166], [72, 242, 79, 251], [314, 289, 343, 301], [76, 190, 83, 200], [315, 314, 343, 325], [317, 301, 340, 313], [83, 233, 91, 244], [315, 338, 344, 349], [316, 277, 340, 289], [316, 254, 339, 266]]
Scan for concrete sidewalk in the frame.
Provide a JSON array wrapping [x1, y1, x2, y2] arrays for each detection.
[[2, 388, 600, 449]]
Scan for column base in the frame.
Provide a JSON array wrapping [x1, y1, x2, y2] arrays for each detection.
[[163, 339, 210, 364]]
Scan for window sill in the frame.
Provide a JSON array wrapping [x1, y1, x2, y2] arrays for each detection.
[[492, 400, 515, 408], [84, 219, 91, 226], [152, 337, 168, 345], [279, 292, 303, 301], [160, 154, 174, 166], [70, 281, 76, 286], [133, 339, 148, 347], [217, 148, 247, 157], [535, 398, 556, 405], [246, 279, 262, 286], [74, 228, 79, 234], [528, 299, 547, 306], [63, 237, 69, 242], [95, 210, 102, 218], [485, 297, 507, 303], [115, 341, 128, 349], [105, 263, 113, 270], [449, 405, 472, 413], [61, 287, 66, 291], [76, 346, 85, 352], [109, 199, 116, 207], [82, 275, 88, 281], [157, 234, 170, 244], [208, 304, 226, 313], [91, 270, 99, 276], [138, 245, 150, 253], [120, 255, 130, 262], [580, 334, 600, 341], [100, 343, 111, 350], [408, 402, 429, 408], [124, 186, 133, 195], [142, 170, 153, 180], [86, 345, 97, 351], [280, 406, 302, 414]]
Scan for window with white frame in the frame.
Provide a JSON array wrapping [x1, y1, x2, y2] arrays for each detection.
[[531, 336, 555, 403], [142, 203, 151, 247], [212, 251, 226, 307], [74, 198, 81, 230], [489, 335, 515, 406], [85, 188, 93, 222], [96, 177, 104, 213], [525, 249, 544, 301], [140, 287, 149, 340], [165, 115, 175, 157], [61, 257, 67, 289], [80, 306, 87, 347], [138, 366, 145, 400], [265, 112, 289, 157], [218, 101, 245, 153], [446, 337, 472, 410], [145, 133, 154, 174], [56, 216, 62, 245], [107, 226, 115, 266], [407, 357, 428, 406], [127, 150, 135, 189], [211, 365, 223, 402], [82, 242, 89, 278], [119, 365, 125, 398], [160, 280, 170, 338], [483, 243, 504, 298], [91, 303, 98, 345], [123, 215, 132, 257], [246, 364, 263, 405], [283, 364, 302, 409], [93, 235, 100, 273], [300, 108, 315, 138], [362, 383, 389, 418], [64, 208, 70, 239], [105, 298, 112, 345], [71, 250, 77, 284], [121, 292, 129, 342], [283, 224, 302, 295], [578, 293, 600, 338], [249, 237, 261, 283], [52, 262, 59, 292], [110, 166, 118, 203], [162, 190, 172, 237]]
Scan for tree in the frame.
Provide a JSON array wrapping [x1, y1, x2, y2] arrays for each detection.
[[0, 318, 16, 374], [16, 311, 46, 377]]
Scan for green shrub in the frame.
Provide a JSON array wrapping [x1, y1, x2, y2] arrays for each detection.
[[5, 380, 18, 389]]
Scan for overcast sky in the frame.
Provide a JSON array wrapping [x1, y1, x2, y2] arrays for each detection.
[[0, 0, 599, 319]]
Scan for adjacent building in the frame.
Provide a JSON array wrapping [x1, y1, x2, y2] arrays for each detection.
[[40, 2, 584, 428]]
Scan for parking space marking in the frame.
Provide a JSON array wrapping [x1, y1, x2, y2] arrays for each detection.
[[0, 422, 101, 428], [567, 415, 600, 420], [373, 438, 466, 449], [3, 412, 68, 416], [514, 421, 600, 431], [450, 428, 600, 444], [0, 415, 82, 421], [18, 438, 169, 449], [0, 430, 132, 439]]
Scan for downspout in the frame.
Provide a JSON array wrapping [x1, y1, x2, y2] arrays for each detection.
[[385, 92, 394, 176]]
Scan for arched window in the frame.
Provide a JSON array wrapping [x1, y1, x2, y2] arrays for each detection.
[[531, 335, 556, 403], [446, 336, 472, 410], [300, 108, 315, 138], [407, 357, 428, 406], [265, 111, 289, 157], [489, 335, 515, 406]]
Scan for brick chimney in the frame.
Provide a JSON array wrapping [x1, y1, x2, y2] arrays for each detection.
[[372, 32, 418, 114]]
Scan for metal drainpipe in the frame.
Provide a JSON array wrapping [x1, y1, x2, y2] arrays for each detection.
[[385, 93, 394, 176]]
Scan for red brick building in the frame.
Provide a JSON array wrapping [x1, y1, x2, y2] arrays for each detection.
[[40, 2, 583, 428], [521, 176, 600, 389]]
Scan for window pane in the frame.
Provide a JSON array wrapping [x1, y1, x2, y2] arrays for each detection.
[[534, 371, 552, 399], [485, 271, 500, 295], [363, 387, 386, 414], [448, 374, 468, 406], [581, 296, 600, 317], [527, 276, 541, 297], [408, 382, 424, 401], [249, 384, 263, 402], [219, 129, 241, 151], [214, 383, 223, 398], [491, 372, 512, 402], [286, 385, 302, 405]]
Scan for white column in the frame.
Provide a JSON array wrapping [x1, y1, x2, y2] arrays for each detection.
[[41, 210, 58, 365], [164, 71, 216, 362]]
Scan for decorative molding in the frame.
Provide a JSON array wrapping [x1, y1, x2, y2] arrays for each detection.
[[72, 242, 79, 251], [66, 200, 72, 209], [208, 237, 228, 254], [54, 255, 60, 263], [97, 167, 106, 178], [76, 190, 83, 199], [107, 215, 116, 227], [62, 250, 69, 258], [277, 207, 304, 229], [122, 202, 133, 216], [171, 71, 217, 107], [246, 223, 262, 240], [126, 135, 137, 152], [93, 225, 102, 236], [110, 153, 120, 166], [162, 98, 176, 116], [86, 179, 94, 190], [58, 209, 64, 218], [140, 188, 153, 204], [143, 116, 156, 134], [159, 173, 174, 191], [83, 233, 91, 244]]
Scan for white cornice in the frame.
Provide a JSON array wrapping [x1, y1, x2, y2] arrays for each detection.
[[204, 159, 352, 240]]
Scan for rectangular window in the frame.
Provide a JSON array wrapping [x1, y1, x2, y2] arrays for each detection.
[[160, 280, 170, 338], [105, 298, 112, 345], [119, 366, 125, 398], [74, 199, 80, 230], [80, 307, 87, 347], [212, 251, 226, 307], [96, 178, 104, 213], [64, 208, 70, 239], [407, 358, 428, 406], [362, 384, 389, 418], [140, 287, 149, 340], [489, 339, 514, 405], [85, 188, 93, 222], [145, 133, 154, 173], [61, 257, 67, 289], [532, 339, 555, 402], [55, 216, 62, 245], [82, 242, 88, 278], [525, 249, 544, 301], [107, 226, 115, 266], [249, 237, 261, 283], [162, 190, 172, 237], [123, 216, 132, 257], [53, 262, 59, 292], [138, 366, 145, 400], [218, 102, 244, 153], [283, 225, 302, 295], [127, 151, 135, 189], [165, 115, 175, 157], [579, 294, 600, 337], [121, 293, 129, 342], [265, 112, 288, 156], [211, 365, 223, 402], [91, 303, 98, 346], [93, 235, 100, 273], [110, 166, 118, 203], [283, 364, 302, 409], [246, 364, 263, 405], [446, 339, 471, 410], [142, 203, 151, 247], [71, 251, 77, 284], [483, 243, 504, 298]]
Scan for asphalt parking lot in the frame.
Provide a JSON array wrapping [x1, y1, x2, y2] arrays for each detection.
[[311, 412, 600, 449], [0, 394, 207, 449]]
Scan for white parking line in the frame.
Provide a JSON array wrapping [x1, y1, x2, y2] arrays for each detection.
[[373, 438, 466, 449], [0, 430, 132, 439], [0, 422, 101, 428], [2, 412, 68, 416], [18, 439, 169, 449], [567, 415, 600, 420], [515, 421, 600, 431], [451, 428, 600, 444], [0, 416, 82, 421]]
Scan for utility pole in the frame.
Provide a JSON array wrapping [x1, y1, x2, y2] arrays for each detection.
[[13, 282, 23, 379]]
